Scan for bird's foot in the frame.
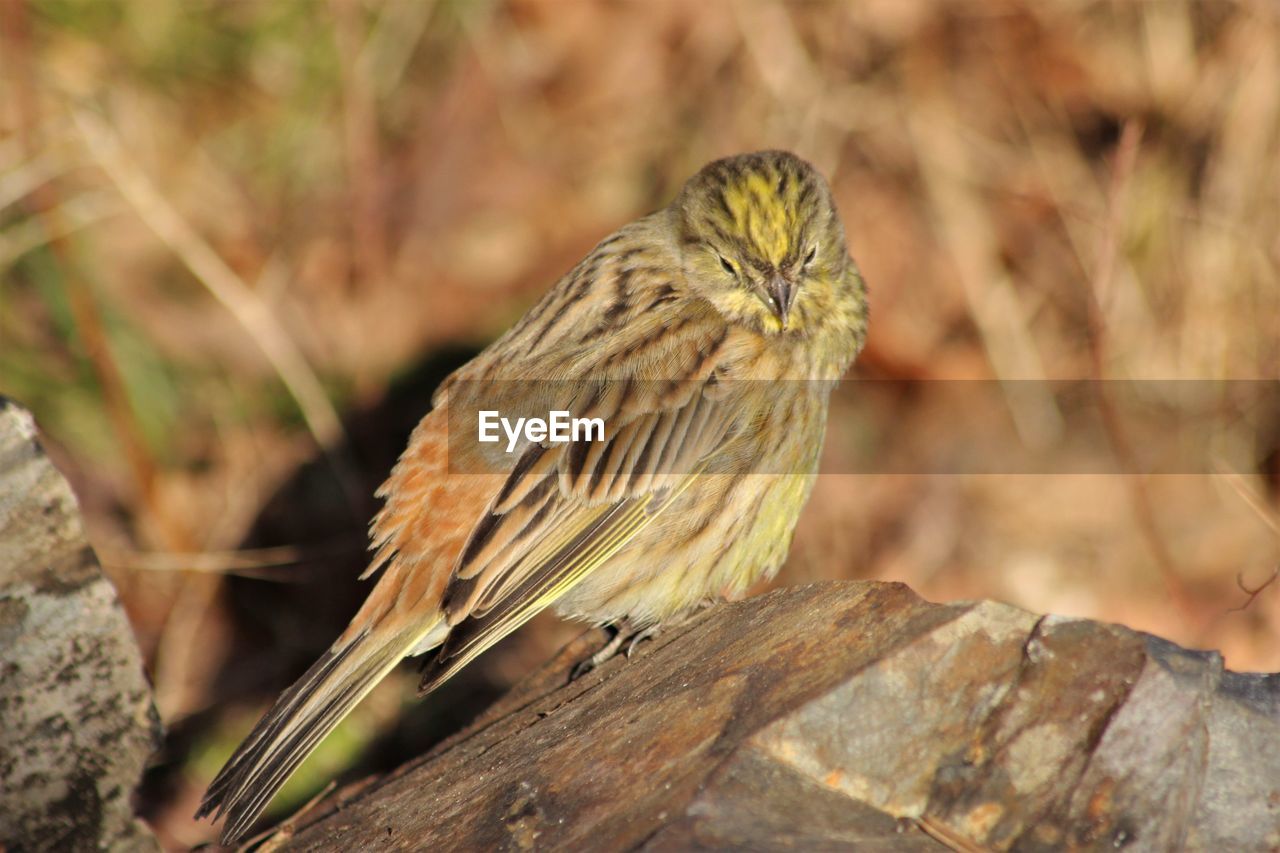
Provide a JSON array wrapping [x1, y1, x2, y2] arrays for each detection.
[[624, 625, 660, 657], [570, 620, 658, 680], [571, 624, 623, 680]]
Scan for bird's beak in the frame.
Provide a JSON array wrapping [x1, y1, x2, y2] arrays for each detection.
[[766, 275, 796, 329]]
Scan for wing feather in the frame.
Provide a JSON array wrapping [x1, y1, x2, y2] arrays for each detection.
[[419, 478, 695, 694], [420, 323, 743, 693]]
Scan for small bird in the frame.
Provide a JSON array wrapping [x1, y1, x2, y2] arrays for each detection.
[[197, 150, 868, 844]]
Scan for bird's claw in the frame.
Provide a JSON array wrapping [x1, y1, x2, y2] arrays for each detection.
[[570, 621, 659, 680], [570, 624, 625, 681], [624, 626, 659, 658]]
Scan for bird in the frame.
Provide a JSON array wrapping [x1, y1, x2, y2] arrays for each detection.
[[197, 149, 868, 845]]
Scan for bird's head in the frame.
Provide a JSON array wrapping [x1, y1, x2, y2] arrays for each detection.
[[673, 150, 859, 337]]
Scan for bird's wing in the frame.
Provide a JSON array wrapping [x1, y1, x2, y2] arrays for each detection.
[[418, 329, 740, 693]]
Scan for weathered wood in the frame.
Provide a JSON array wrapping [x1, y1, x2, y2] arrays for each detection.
[[282, 582, 1280, 851], [0, 399, 162, 852]]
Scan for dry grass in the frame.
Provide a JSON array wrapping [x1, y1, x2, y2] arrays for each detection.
[[2, 0, 1278, 846]]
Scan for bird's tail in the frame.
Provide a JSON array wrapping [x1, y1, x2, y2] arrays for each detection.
[[196, 618, 444, 846]]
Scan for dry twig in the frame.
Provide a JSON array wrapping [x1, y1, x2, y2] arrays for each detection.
[[69, 108, 355, 494], [1076, 119, 1200, 627], [1227, 565, 1280, 613]]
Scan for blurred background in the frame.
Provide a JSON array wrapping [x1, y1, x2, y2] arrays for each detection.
[[2, 0, 1278, 846]]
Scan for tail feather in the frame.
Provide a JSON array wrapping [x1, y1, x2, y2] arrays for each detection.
[[197, 623, 439, 846], [201, 640, 362, 809]]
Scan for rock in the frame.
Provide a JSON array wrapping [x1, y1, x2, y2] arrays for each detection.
[[0, 399, 162, 851], [280, 582, 1280, 852]]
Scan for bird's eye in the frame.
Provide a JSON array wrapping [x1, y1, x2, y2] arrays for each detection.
[[803, 245, 818, 267], [718, 255, 736, 276]]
